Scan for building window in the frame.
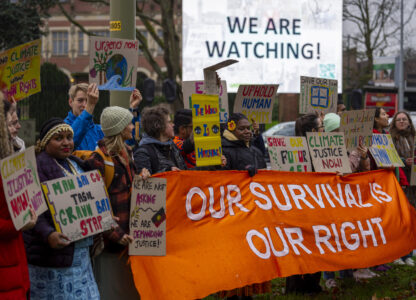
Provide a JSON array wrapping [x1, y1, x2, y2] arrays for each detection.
[[139, 30, 147, 55], [78, 31, 84, 55], [52, 31, 68, 56], [157, 29, 163, 55]]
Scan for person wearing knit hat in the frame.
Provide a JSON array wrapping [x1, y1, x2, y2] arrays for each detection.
[[323, 112, 340, 132], [100, 106, 133, 137]]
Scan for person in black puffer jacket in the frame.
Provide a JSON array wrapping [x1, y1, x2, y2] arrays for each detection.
[[134, 104, 187, 175]]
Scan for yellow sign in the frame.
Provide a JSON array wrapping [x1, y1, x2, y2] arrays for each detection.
[[191, 94, 222, 166], [0, 39, 42, 101], [110, 21, 122, 31]]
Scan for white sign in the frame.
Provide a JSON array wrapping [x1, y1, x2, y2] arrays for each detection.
[[182, 0, 343, 93]]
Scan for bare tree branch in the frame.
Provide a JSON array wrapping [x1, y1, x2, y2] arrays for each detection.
[[58, 2, 93, 36]]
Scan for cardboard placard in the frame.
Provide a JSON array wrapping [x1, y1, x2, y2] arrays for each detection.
[[369, 134, 405, 168], [129, 177, 167, 256], [306, 132, 352, 173], [0, 147, 47, 230], [339, 109, 375, 152], [182, 80, 229, 123], [203, 59, 238, 94], [410, 138, 416, 186], [300, 76, 338, 114], [0, 39, 41, 101], [265, 135, 312, 172], [89, 36, 138, 91], [191, 94, 222, 166], [41, 170, 114, 242], [233, 84, 278, 124]]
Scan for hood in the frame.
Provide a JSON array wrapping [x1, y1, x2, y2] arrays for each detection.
[[222, 129, 249, 148], [139, 134, 173, 147]]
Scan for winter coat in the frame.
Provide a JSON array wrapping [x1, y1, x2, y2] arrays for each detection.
[[64, 110, 104, 151], [0, 178, 30, 300], [221, 130, 266, 171], [23, 151, 90, 268], [134, 135, 187, 175]]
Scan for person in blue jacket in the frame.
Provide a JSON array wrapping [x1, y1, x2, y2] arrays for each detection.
[[64, 83, 142, 150]]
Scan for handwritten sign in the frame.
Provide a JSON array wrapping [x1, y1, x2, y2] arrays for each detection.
[[191, 94, 222, 166], [306, 132, 352, 173], [369, 134, 404, 168], [182, 80, 229, 123], [89, 36, 138, 91], [233, 84, 278, 124], [265, 135, 312, 172], [41, 170, 114, 242], [339, 109, 375, 152], [129, 177, 167, 256], [0, 40, 41, 101], [0, 147, 47, 230], [410, 138, 416, 186], [203, 59, 238, 94], [300, 76, 337, 114]]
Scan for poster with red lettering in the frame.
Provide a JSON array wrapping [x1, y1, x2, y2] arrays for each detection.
[[89, 36, 138, 91], [0, 146, 47, 230], [129, 176, 167, 256], [41, 170, 115, 241], [233, 84, 278, 124], [306, 132, 352, 173]]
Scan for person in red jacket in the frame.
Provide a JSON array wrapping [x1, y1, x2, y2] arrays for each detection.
[[0, 93, 37, 300]]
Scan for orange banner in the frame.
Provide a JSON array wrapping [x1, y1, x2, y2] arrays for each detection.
[[130, 169, 416, 300]]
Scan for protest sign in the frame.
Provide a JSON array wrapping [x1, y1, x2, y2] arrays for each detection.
[[299, 76, 338, 114], [0, 146, 47, 230], [265, 135, 312, 172], [233, 84, 278, 124], [369, 134, 404, 168], [306, 132, 352, 173], [130, 169, 416, 300], [129, 177, 167, 256], [191, 94, 222, 167], [411, 138, 416, 186], [89, 36, 138, 91], [182, 80, 229, 123], [0, 39, 41, 101], [41, 170, 114, 241], [339, 109, 375, 152], [203, 59, 238, 94]]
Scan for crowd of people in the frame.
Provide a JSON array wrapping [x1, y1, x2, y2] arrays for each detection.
[[1, 84, 415, 299]]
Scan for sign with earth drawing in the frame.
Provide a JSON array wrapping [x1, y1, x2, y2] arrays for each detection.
[[89, 36, 138, 91]]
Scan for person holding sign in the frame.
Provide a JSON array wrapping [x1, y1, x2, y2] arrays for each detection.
[[173, 109, 196, 168], [86, 106, 146, 300], [23, 118, 100, 299], [0, 94, 37, 300]]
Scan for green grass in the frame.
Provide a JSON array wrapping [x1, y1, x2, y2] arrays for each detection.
[[204, 264, 416, 300]]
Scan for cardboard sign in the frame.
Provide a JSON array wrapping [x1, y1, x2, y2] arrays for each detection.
[[0, 147, 47, 230], [369, 134, 404, 168], [89, 36, 138, 91], [265, 135, 312, 172], [182, 80, 229, 123], [129, 177, 167, 256], [203, 59, 238, 94], [0, 39, 41, 101], [130, 169, 416, 300], [191, 94, 222, 166], [410, 138, 416, 186], [233, 84, 278, 124], [339, 109, 375, 152], [306, 132, 352, 173], [42, 170, 114, 241], [300, 76, 338, 114]]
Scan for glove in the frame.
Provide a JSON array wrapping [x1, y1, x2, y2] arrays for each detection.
[[245, 164, 257, 177]]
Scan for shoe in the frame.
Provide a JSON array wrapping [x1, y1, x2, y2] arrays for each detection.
[[325, 278, 337, 290], [353, 268, 376, 280], [394, 258, 406, 265], [405, 257, 415, 266]]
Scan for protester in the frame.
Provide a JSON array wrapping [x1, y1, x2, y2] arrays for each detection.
[[23, 118, 99, 299], [86, 106, 148, 299], [3, 99, 25, 152], [134, 104, 187, 175], [219, 113, 269, 299], [389, 111, 416, 266], [0, 93, 37, 300], [173, 108, 196, 168], [285, 112, 323, 295]]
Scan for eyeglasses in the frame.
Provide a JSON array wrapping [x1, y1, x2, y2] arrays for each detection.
[[396, 118, 409, 122]]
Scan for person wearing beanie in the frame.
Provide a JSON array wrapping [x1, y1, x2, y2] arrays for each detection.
[[24, 117, 100, 299], [172, 109, 196, 168], [323, 112, 340, 132], [86, 107, 150, 300]]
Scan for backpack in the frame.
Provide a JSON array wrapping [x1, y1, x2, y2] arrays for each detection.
[[72, 148, 115, 189]]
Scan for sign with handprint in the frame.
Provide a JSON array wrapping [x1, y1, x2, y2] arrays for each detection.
[[89, 36, 138, 91]]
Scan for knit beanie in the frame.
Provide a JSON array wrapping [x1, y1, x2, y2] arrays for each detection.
[[36, 117, 73, 152], [100, 106, 133, 137], [324, 113, 340, 132]]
